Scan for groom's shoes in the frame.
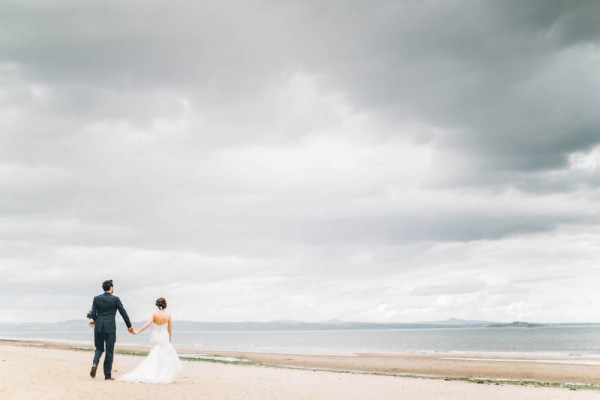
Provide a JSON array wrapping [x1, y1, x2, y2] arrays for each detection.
[[90, 364, 97, 378], [105, 377, 114, 380]]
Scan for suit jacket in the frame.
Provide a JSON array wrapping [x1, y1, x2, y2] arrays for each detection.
[[91, 292, 132, 333]]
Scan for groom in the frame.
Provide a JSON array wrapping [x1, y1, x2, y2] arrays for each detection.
[[90, 279, 134, 380]]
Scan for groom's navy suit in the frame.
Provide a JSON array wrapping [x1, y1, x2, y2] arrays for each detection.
[[91, 292, 132, 378]]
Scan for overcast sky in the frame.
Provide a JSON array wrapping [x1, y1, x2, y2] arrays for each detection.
[[1, 0, 600, 324]]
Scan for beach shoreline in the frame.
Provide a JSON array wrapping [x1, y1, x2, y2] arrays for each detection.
[[3, 338, 600, 389], [1, 340, 599, 400]]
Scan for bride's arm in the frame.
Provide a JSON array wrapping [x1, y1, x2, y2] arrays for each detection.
[[168, 315, 173, 342], [135, 315, 154, 335]]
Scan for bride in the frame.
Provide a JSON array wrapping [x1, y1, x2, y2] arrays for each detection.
[[119, 297, 182, 384]]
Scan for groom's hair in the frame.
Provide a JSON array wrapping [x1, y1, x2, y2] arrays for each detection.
[[102, 280, 113, 291]]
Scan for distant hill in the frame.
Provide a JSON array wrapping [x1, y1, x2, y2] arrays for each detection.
[[170, 319, 495, 331], [1, 319, 599, 332], [422, 318, 494, 326]]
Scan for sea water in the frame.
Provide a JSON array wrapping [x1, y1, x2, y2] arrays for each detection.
[[2, 326, 600, 357]]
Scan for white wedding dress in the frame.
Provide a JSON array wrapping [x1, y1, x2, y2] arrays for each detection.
[[120, 323, 182, 384]]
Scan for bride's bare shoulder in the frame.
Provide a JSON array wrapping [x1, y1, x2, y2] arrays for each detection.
[[151, 310, 171, 325], [151, 311, 162, 322]]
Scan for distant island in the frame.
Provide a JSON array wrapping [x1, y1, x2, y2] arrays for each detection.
[[487, 321, 544, 328]]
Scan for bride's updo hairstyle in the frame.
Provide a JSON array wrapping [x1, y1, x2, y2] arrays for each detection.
[[155, 297, 167, 310]]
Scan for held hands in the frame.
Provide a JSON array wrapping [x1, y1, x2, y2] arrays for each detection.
[[128, 327, 135, 335]]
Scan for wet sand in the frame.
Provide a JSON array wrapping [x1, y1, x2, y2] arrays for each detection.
[[1, 340, 599, 399]]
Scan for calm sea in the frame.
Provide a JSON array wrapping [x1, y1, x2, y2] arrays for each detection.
[[2, 326, 600, 356]]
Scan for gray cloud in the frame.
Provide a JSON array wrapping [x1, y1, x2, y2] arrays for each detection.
[[2, 1, 600, 174], [281, 0, 600, 176], [0, 1, 599, 323], [411, 278, 487, 296]]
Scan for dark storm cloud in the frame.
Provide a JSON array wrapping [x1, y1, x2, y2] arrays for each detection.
[[297, 212, 576, 245], [280, 0, 600, 177], [2, 0, 599, 177], [0, 1, 597, 244]]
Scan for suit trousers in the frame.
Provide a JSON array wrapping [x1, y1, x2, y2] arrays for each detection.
[[93, 332, 117, 378]]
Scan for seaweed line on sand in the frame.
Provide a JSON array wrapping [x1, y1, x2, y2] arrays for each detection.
[[179, 355, 600, 392]]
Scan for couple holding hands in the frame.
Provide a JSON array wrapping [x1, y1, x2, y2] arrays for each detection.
[[89, 279, 181, 383]]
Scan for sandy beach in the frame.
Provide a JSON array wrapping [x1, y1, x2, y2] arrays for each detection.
[[1, 340, 599, 399]]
